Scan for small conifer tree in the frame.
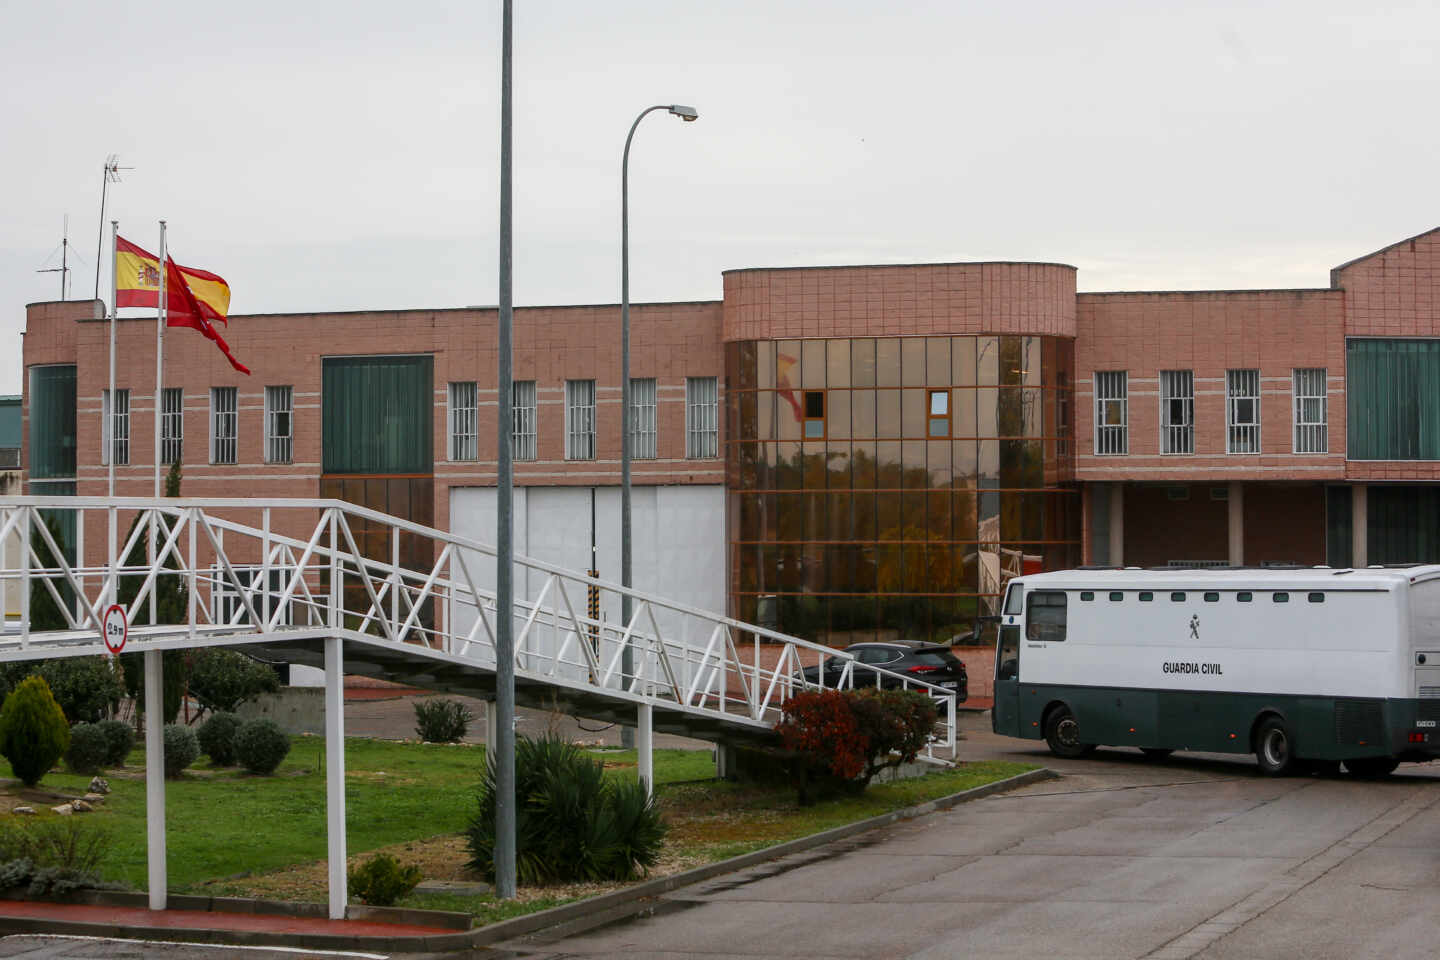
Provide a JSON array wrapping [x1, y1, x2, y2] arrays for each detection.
[[0, 675, 71, 786]]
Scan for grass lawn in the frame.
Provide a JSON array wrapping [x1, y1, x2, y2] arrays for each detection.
[[13, 738, 1035, 922]]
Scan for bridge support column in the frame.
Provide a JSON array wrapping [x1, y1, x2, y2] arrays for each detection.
[[637, 703, 653, 798], [715, 743, 736, 780], [325, 636, 347, 921], [144, 650, 166, 910]]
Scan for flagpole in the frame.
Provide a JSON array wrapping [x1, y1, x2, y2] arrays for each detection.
[[155, 221, 166, 498], [108, 221, 118, 499]]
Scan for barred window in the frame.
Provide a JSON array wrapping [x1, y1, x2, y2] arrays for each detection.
[[102, 389, 130, 466], [686, 376, 718, 459], [265, 386, 293, 464], [1227, 369, 1260, 453], [1056, 371, 1070, 457], [1293, 368, 1327, 454], [512, 380, 537, 461], [448, 381, 478, 461], [161, 387, 183, 465], [1094, 371, 1127, 455], [210, 387, 237, 464], [630, 378, 657, 459], [565, 379, 596, 460], [1160, 370, 1194, 454]]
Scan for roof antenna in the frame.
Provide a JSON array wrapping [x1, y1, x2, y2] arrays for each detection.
[[36, 215, 74, 300], [94, 154, 132, 300]]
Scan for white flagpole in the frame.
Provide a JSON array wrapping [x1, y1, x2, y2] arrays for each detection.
[[154, 221, 166, 498], [108, 220, 118, 498]]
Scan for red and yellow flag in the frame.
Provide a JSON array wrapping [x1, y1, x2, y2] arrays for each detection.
[[115, 236, 249, 375]]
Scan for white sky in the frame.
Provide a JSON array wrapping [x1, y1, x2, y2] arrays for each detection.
[[3, 0, 1437, 396]]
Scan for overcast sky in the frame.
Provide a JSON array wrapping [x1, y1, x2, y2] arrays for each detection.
[[3, 0, 1437, 396]]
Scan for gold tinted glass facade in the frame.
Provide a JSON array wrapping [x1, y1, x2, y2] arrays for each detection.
[[726, 335, 1080, 644]]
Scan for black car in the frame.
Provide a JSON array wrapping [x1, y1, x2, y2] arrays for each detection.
[[795, 641, 968, 701]]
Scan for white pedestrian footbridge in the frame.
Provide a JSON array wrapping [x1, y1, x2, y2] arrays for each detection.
[[0, 496, 958, 918]]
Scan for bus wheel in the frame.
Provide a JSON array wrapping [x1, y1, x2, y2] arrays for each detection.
[[1344, 757, 1400, 778], [1140, 748, 1174, 760], [1254, 717, 1296, 776], [1044, 706, 1094, 759]]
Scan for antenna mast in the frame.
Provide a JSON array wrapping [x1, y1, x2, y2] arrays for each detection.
[[36, 215, 73, 299], [94, 154, 131, 300]]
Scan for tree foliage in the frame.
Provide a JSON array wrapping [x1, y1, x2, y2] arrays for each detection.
[[0, 676, 71, 787]]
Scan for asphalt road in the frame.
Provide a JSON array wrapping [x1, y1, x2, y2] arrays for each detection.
[[490, 713, 1440, 960]]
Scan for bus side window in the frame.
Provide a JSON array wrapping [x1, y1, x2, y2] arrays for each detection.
[[998, 625, 1020, 680], [1026, 591, 1067, 642], [1003, 584, 1023, 615]]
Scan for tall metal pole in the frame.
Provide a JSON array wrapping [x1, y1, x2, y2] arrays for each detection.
[[493, 0, 517, 901], [108, 221, 118, 498], [154, 221, 166, 499], [621, 104, 697, 732]]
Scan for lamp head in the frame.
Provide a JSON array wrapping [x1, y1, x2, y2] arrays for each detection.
[[668, 104, 699, 122]]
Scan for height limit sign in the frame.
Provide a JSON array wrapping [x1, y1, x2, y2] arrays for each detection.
[[102, 604, 128, 655]]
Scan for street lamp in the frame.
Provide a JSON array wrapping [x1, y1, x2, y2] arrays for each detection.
[[621, 104, 698, 728]]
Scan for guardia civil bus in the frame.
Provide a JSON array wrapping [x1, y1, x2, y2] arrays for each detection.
[[991, 565, 1440, 776]]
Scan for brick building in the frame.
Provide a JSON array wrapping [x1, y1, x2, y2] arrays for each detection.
[[18, 226, 1440, 645]]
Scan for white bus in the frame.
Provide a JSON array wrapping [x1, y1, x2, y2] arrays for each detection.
[[991, 565, 1440, 776]]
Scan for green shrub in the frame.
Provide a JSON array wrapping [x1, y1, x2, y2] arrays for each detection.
[[347, 853, 424, 906], [466, 734, 666, 885], [187, 649, 280, 716], [97, 719, 135, 767], [234, 718, 291, 774], [197, 711, 243, 766], [846, 688, 940, 786], [0, 817, 112, 896], [0, 676, 71, 786], [162, 724, 199, 778], [413, 698, 473, 743], [64, 723, 109, 775], [0, 657, 124, 725], [777, 688, 941, 802]]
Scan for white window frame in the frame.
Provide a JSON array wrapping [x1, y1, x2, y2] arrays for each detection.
[[1159, 370, 1194, 455], [210, 387, 238, 465], [1293, 368, 1327, 454], [1226, 369, 1261, 454], [630, 378, 657, 460], [686, 376, 719, 459], [565, 379, 596, 461], [447, 381, 478, 462], [1094, 371, 1127, 455], [512, 380, 537, 461], [161, 387, 183, 465], [265, 385, 293, 464], [102, 388, 130, 467]]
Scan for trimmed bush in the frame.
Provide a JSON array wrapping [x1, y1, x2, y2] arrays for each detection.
[[466, 734, 666, 884], [413, 698, 473, 743], [234, 718, 291, 774], [0, 676, 71, 786], [198, 711, 243, 766], [162, 724, 199, 778], [187, 649, 280, 716], [97, 719, 135, 767], [64, 723, 109, 776], [347, 853, 423, 906], [777, 687, 940, 802], [846, 688, 940, 786]]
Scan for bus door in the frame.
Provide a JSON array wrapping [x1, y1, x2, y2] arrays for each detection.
[[993, 584, 1024, 736]]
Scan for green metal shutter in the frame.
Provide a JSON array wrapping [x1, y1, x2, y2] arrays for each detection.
[[28, 365, 77, 480], [1347, 340, 1440, 460], [322, 355, 433, 474]]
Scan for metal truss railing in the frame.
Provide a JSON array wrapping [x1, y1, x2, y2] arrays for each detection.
[[0, 497, 957, 758]]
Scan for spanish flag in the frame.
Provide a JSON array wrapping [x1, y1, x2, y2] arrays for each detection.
[[115, 236, 249, 374]]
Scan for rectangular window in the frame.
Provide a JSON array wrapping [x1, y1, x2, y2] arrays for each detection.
[[1293, 368, 1327, 454], [1347, 340, 1440, 460], [448, 381, 478, 462], [265, 386, 293, 464], [1226, 369, 1261, 453], [686, 376, 719, 458], [1094, 371, 1127, 455], [210, 387, 237, 464], [102, 389, 130, 466], [1160, 370, 1194, 454], [512, 380, 537, 461], [565, 379, 596, 461], [802, 390, 825, 439], [1056, 372, 1070, 457], [927, 389, 950, 437], [1026, 591, 1067, 642], [161, 387, 183, 465], [630, 378, 657, 460]]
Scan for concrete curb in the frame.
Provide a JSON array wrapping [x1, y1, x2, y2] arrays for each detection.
[[0, 766, 1055, 953], [464, 765, 1058, 948]]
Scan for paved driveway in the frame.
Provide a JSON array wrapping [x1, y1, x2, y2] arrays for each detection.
[[495, 714, 1440, 960]]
